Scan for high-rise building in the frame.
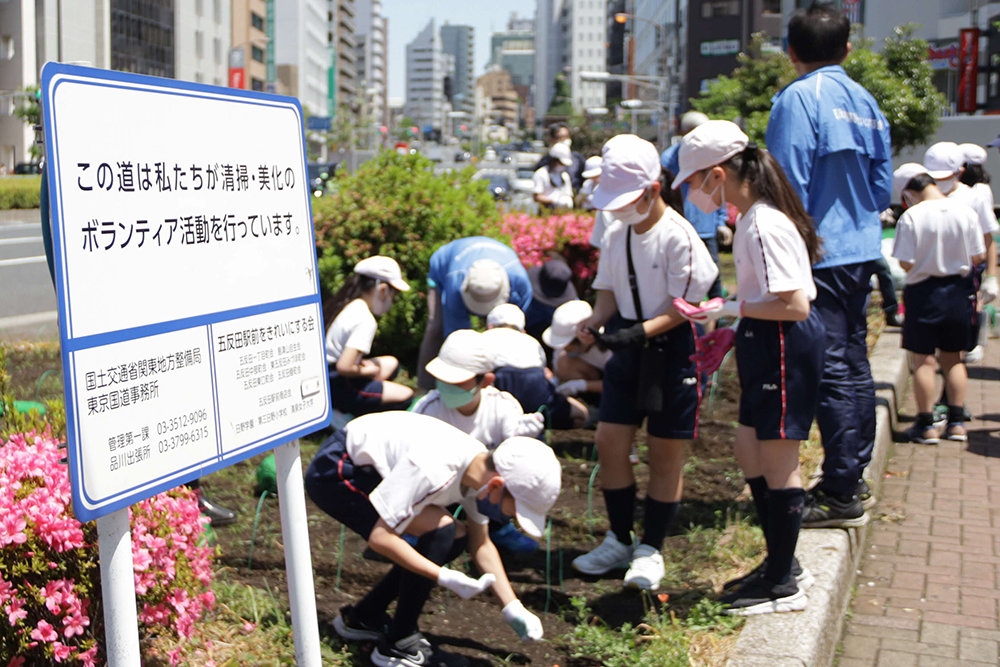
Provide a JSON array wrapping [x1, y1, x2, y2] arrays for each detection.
[[111, 0, 175, 78], [329, 0, 359, 120], [489, 13, 535, 89], [477, 65, 519, 128], [230, 0, 269, 92], [275, 0, 330, 116], [440, 24, 475, 116], [355, 0, 389, 127], [404, 19, 450, 134], [535, 0, 608, 121], [175, 0, 230, 87]]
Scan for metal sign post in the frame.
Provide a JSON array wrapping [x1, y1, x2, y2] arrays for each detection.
[[42, 63, 331, 665]]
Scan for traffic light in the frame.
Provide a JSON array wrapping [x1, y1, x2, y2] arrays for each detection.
[[459, 124, 468, 133], [379, 125, 388, 134]]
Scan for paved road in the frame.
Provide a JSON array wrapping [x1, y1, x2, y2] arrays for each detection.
[[838, 340, 1000, 666], [0, 221, 59, 341]]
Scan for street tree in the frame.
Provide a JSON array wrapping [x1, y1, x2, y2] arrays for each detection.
[[14, 85, 43, 161]]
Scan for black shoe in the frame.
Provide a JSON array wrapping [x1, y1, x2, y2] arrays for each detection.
[[332, 605, 389, 642], [372, 632, 470, 667], [197, 494, 237, 526], [801, 488, 867, 529], [904, 423, 939, 445], [722, 556, 814, 592], [720, 577, 807, 616], [857, 479, 876, 510], [884, 309, 903, 328]]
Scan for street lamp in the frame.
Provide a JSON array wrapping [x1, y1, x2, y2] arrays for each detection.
[[611, 11, 678, 147]]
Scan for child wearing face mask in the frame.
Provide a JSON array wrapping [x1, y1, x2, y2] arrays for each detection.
[[571, 134, 718, 592], [323, 256, 415, 416], [674, 120, 825, 615], [413, 329, 547, 552], [533, 143, 576, 209]]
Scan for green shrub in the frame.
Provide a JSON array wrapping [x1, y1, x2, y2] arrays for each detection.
[[312, 150, 503, 367], [0, 177, 42, 210], [0, 344, 66, 439]]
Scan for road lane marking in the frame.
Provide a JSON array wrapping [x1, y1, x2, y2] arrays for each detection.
[[0, 255, 46, 267], [0, 236, 43, 246], [0, 311, 58, 330]]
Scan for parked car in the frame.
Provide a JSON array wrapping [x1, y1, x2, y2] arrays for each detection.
[[482, 173, 511, 201], [13, 162, 42, 175], [307, 162, 338, 195], [483, 148, 498, 162], [455, 151, 471, 162], [511, 167, 535, 193]]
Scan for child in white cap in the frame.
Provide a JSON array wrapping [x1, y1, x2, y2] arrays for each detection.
[[323, 256, 414, 415], [571, 134, 719, 592], [413, 329, 546, 552], [891, 163, 986, 444], [543, 299, 609, 398], [673, 119, 825, 615], [533, 143, 576, 209], [305, 412, 560, 666], [578, 155, 618, 250], [957, 143, 999, 361]]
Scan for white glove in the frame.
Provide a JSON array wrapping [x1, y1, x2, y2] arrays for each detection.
[[981, 275, 999, 305], [515, 413, 545, 437], [693, 299, 743, 323], [556, 379, 588, 396], [716, 224, 733, 245], [502, 600, 543, 641], [437, 568, 496, 599]]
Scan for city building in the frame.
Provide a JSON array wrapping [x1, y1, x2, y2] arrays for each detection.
[[275, 0, 330, 116], [489, 12, 535, 125], [440, 24, 475, 116], [230, 0, 269, 92], [605, 0, 627, 103], [534, 0, 608, 122], [404, 18, 452, 135], [329, 0, 359, 120], [355, 0, 389, 127], [477, 65, 519, 129], [175, 0, 230, 87], [111, 0, 175, 78]]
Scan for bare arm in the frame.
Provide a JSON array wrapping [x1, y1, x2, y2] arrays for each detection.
[[367, 520, 443, 581], [467, 520, 517, 606], [576, 290, 618, 345], [335, 347, 380, 378], [742, 289, 811, 322], [898, 261, 914, 272], [642, 304, 690, 337], [984, 234, 997, 276]]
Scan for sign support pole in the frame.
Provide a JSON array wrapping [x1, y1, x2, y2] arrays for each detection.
[[97, 509, 141, 665], [275, 439, 322, 666]]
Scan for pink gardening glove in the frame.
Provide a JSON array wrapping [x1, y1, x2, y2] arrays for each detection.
[[690, 327, 737, 374], [673, 297, 725, 322]]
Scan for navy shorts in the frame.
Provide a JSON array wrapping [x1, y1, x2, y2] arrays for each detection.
[[304, 430, 383, 539], [902, 275, 976, 355], [598, 318, 700, 439], [736, 310, 826, 441], [328, 369, 384, 416], [492, 366, 573, 430]]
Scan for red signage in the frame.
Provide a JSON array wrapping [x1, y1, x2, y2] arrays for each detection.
[[228, 68, 245, 89], [927, 42, 959, 71], [958, 28, 980, 113]]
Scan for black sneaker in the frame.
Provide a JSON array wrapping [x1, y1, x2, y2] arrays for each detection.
[[372, 632, 470, 667], [720, 577, 807, 616], [801, 488, 868, 529], [332, 605, 389, 642], [197, 494, 237, 526], [884, 309, 903, 328], [857, 479, 876, 511], [722, 557, 814, 592]]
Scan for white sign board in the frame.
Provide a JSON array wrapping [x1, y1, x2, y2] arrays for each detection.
[[42, 63, 331, 522], [700, 40, 741, 57]]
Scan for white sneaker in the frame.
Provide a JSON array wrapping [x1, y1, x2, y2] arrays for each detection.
[[967, 345, 984, 364], [624, 544, 666, 590], [572, 531, 634, 575]]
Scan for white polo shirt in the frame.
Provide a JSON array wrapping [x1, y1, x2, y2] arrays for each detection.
[[592, 207, 718, 319], [589, 211, 617, 250], [325, 298, 377, 365], [733, 201, 817, 303], [533, 166, 574, 207], [482, 327, 546, 369], [344, 412, 488, 533], [552, 345, 611, 379], [948, 182, 1000, 236], [891, 198, 986, 286], [412, 386, 524, 451]]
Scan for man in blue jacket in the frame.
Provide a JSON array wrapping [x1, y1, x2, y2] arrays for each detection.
[[765, 2, 891, 528]]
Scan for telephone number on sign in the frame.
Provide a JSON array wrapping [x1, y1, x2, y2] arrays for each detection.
[[157, 426, 209, 453], [156, 409, 209, 436]]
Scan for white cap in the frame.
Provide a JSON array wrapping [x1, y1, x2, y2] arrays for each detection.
[[672, 120, 749, 189], [425, 329, 494, 384], [354, 256, 410, 292], [486, 303, 526, 331], [892, 163, 930, 203], [493, 437, 562, 538], [923, 142, 963, 179], [542, 300, 593, 349], [460, 259, 511, 316], [960, 142, 988, 166], [582, 155, 603, 179], [680, 110, 710, 135], [550, 142, 574, 166], [592, 134, 662, 211]]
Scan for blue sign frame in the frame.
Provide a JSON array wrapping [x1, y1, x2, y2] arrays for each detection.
[[42, 63, 331, 522]]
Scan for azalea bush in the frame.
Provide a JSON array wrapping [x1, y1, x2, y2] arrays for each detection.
[[496, 211, 600, 287], [0, 430, 215, 665]]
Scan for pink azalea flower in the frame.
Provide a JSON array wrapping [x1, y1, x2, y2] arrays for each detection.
[[62, 612, 89, 638], [51, 642, 72, 662], [30, 619, 58, 642], [76, 647, 98, 667], [7, 657, 25, 667], [6, 597, 27, 625]]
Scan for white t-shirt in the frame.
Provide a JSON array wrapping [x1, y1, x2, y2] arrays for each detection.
[[325, 299, 377, 365], [589, 211, 616, 249], [533, 166, 574, 207], [948, 182, 1000, 236], [482, 327, 546, 369], [592, 207, 718, 319], [552, 345, 611, 379], [344, 412, 488, 533], [581, 178, 597, 210], [891, 198, 986, 286], [733, 201, 817, 303], [412, 386, 524, 451]]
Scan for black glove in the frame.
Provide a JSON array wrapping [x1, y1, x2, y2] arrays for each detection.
[[590, 323, 646, 351]]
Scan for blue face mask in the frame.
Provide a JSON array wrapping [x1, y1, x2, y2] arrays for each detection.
[[476, 482, 509, 523], [436, 380, 480, 409]]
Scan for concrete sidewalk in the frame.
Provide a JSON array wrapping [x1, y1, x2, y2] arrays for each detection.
[[838, 339, 1000, 666]]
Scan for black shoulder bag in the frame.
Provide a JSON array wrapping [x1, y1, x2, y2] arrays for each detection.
[[626, 228, 671, 413]]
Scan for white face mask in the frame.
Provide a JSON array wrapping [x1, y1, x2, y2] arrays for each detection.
[[614, 189, 651, 226], [559, 138, 572, 148], [369, 287, 394, 316], [936, 175, 957, 194], [688, 176, 723, 214]]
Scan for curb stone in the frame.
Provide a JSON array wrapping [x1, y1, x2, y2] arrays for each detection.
[[0, 208, 41, 225], [726, 328, 909, 667]]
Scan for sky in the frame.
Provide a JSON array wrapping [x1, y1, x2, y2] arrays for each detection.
[[382, 0, 537, 100]]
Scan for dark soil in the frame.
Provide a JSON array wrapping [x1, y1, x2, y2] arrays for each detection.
[[206, 370, 744, 667]]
